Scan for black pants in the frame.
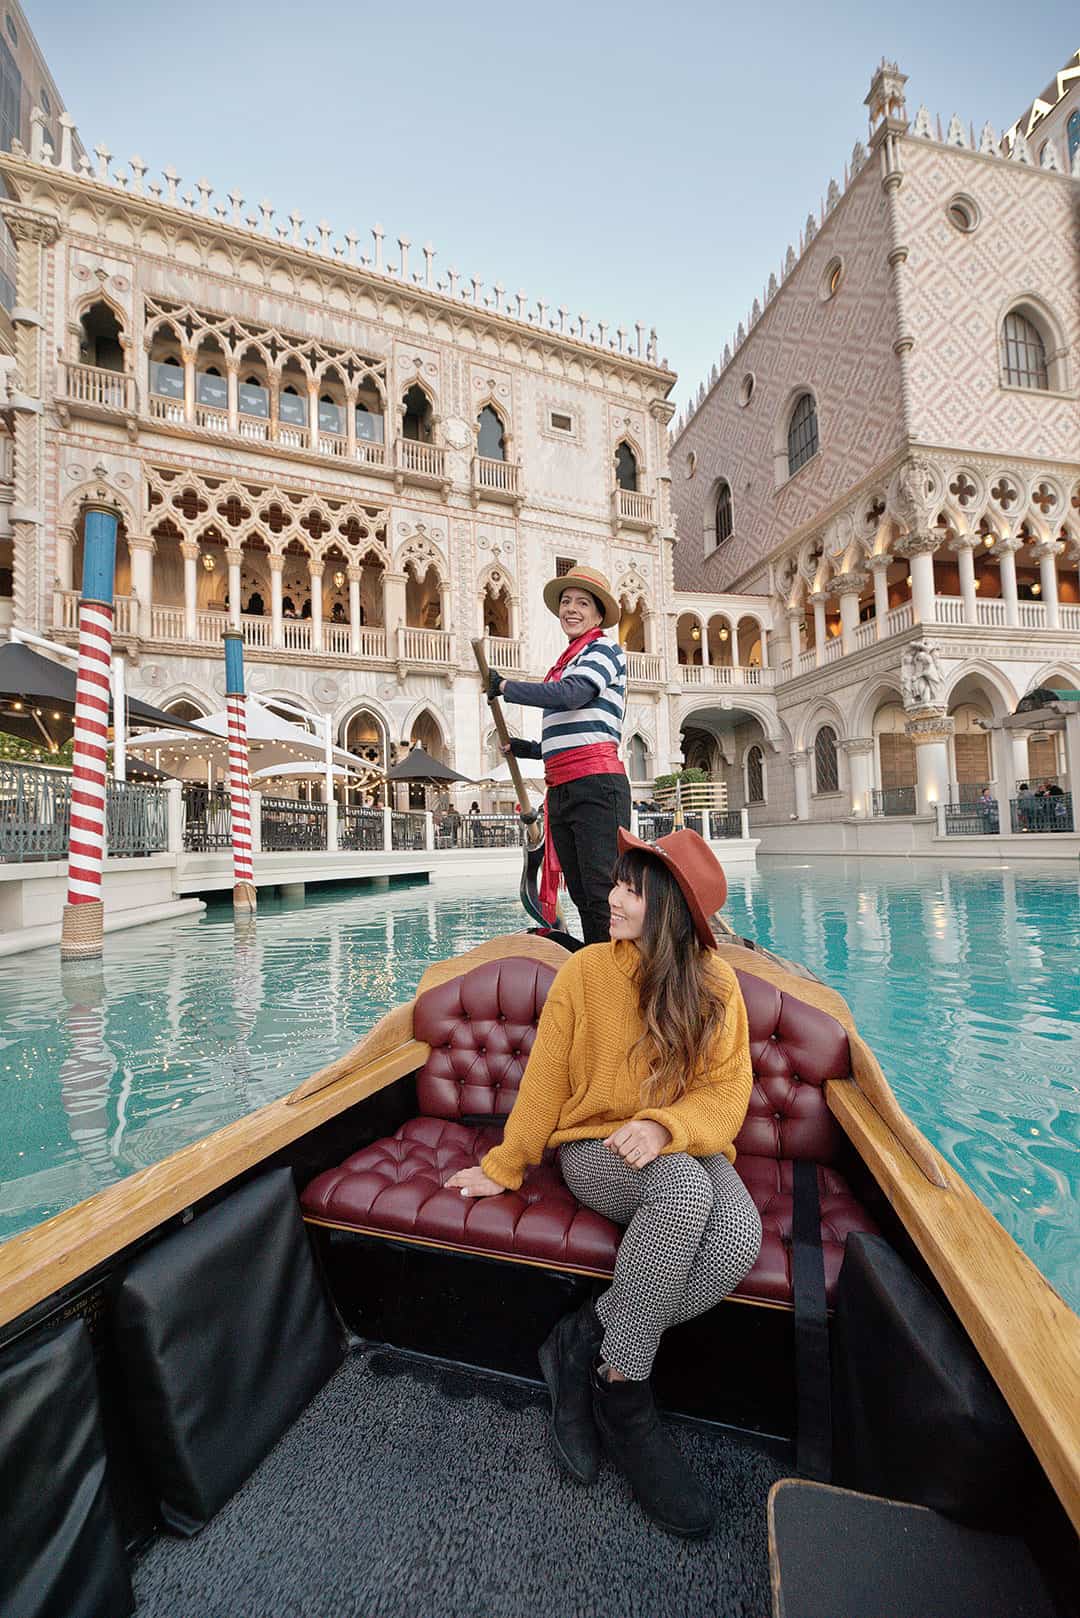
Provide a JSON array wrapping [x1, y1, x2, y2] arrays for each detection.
[[547, 772, 631, 944]]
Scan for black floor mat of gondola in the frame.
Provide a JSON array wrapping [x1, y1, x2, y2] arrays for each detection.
[[133, 1344, 787, 1618]]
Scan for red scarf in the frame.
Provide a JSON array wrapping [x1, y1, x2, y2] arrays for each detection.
[[538, 628, 625, 925]]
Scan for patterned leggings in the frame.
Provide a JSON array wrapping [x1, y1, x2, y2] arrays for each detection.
[[559, 1139, 762, 1381]]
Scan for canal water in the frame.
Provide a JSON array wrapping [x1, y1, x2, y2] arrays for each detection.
[[0, 859, 1077, 1313]]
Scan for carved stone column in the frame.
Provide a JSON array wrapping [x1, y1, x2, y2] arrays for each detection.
[[127, 534, 155, 638], [994, 536, 1022, 627], [836, 571, 868, 655], [870, 556, 891, 638], [269, 554, 285, 648], [950, 532, 980, 625], [840, 736, 875, 817], [810, 593, 828, 668], [347, 564, 362, 654], [905, 709, 954, 815], [897, 531, 939, 624], [181, 345, 196, 424], [1032, 540, 1063, 629], [226, 361, 240, 434], [180, 539, 199, 640], [789, 748, 810, 820], [226, 546, 243, 631], [309, 559, 324, 652], [4, 205, 59, 631], [786, 607, 801, 670]]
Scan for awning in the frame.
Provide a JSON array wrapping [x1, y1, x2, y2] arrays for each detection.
[[0, 641, 208, 750]]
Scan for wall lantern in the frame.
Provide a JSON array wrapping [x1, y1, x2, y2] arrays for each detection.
[[333, 570, 346, 590]]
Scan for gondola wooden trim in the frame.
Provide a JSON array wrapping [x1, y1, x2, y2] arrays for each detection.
[[0, 1043, 418, 1332], [827, 1078, 1080, 1535]]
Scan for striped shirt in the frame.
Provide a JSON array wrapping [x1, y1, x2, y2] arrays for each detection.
[[499, 636, 626, 764]]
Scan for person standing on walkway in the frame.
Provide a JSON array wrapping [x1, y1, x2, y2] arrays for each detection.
[[486, 564, 630, 944], [447, 828, 761, 1536]]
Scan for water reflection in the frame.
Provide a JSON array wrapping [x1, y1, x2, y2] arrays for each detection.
[[0, 862, 1077, 1313]]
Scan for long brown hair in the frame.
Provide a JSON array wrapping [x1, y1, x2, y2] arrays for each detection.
[[612, 847, 727, 1106]]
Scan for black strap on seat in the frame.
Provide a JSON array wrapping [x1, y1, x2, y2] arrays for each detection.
[[792, 1157, 832, 1482]]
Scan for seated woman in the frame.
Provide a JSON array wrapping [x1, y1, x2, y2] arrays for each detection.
[[447, 828, 761, 1538]]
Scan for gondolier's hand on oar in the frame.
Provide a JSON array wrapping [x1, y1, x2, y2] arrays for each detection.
[[445, 1165, 504, 1198], [485, 669, 505, 701]]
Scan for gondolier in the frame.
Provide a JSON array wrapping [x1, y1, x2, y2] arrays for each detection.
[[486, 564, 630, 944]]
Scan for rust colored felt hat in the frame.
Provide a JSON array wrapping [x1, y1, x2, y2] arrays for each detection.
[[541, 564, 620, 629], [616, 825, 727, 949]]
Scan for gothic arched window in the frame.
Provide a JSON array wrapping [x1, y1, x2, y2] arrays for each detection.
[[477, 405, 506, 461], [787, 392, 819, 476], [814, 725, 839, 794], [1001, 309, 1049, 390], [746, 744, 765, 804], [1068, 109, 1080, 166], [715, 479, 733, 544], [615, 441, 638, 491]]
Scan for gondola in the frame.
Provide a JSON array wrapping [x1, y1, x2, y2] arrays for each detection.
[[1, 925, 1078, 1618]]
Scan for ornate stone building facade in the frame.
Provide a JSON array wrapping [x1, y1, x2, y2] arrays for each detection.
[[670, 53, 1080, 838], [0, 119, 694, 797]]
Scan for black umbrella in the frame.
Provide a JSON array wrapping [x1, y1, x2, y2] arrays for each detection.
[[0, 641, 207, 750], [385, 744, 475, 785]]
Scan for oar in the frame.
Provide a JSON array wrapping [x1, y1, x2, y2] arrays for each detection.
[[471, 638, 552, 928]]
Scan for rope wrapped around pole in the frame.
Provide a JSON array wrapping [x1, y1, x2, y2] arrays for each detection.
[[224, 631, 257, 912]]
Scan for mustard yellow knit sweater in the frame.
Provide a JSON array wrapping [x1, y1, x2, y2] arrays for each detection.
[[481, 940, 753, 1192]]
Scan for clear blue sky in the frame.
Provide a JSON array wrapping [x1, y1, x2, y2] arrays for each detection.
[[29, 0, 1076, 410]]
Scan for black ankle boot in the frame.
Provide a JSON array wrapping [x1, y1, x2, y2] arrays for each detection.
[[590, 1364, 714, 1537], [537, 1297, 604, 1484]]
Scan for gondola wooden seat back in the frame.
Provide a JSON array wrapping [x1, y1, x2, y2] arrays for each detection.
[[301, 950, 878, 1304]]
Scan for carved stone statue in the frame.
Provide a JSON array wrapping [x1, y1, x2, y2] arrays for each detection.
[[901, 638, 945, 710]]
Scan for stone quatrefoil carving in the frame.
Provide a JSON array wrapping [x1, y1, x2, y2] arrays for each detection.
[[990, 478, 1018, 510], [948, 474, 976, 507], [1031, 482, 1057, 516]]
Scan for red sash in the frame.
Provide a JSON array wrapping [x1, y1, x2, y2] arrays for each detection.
[[537, 630, 625, 925]]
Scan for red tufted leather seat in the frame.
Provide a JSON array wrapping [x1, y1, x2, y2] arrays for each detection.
[[300, 953, 877, 1305]]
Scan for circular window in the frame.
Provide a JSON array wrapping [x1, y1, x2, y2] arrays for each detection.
[[738, 372, 755, 407], [4, 14, 17, 45], [946, 194, 979, 233], [40, 87, 51, 114], [686, 450, 697, 478], [821, 257, 844, 301]]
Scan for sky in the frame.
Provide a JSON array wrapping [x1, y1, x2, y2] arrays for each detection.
[[27, 0, 1076, 411]]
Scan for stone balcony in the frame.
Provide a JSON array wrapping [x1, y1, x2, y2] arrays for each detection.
[[676, 662, 775, 690], [612, 486, 656, 533], [470, 455, 521, 511], [778, 596, 1080, 683]]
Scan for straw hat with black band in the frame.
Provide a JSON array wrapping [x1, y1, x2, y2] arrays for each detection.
[[542, 564, 620, 630], [616, 825, 727, 949]]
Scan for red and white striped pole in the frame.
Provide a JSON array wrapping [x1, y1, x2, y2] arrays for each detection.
[[61, 504, 119, 960], [224, 631, 257, 912]]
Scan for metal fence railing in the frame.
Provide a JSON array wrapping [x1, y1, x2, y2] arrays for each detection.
[[1009, 792, 1074, 834], [391, 810, 426, 851], [1, 762, 167, 862], [435, 813, 524, 850], [106, 780, 168, 856], [260, 797, 327, 851], [181, 785, 232, 852], [339, 805, 384, 852], [709, 810, 743, 840], [870, 786, 918, 817], [635, 812, 675, 840], [944, 801, 999, 837], [0, 760, 71, 861]]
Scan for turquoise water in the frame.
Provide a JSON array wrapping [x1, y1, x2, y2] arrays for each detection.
[[0, 861, 1077, 1314]]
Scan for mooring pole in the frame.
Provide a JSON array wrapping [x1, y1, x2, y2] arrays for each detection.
[[61, 503, 119, 960], [224, 630, 257, 912]]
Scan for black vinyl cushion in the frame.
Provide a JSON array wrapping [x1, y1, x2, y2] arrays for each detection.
[[110, 1167, 344, 1534], [830, 1233, 1033, 1527], [769, 1479, 1060, 1618], [0, 1318, 133, 1618]]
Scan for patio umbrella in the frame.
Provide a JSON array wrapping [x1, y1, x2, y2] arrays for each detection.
[[0, 641, 207, 750], [127, 700, 376, 782], [481, 759, 547, 786], [385, 745, 474, 785]]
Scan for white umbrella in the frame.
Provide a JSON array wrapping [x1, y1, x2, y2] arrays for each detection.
[[482, 759, 547, 786], [128, 698, 377, 783], [251, 761, 353, 783]]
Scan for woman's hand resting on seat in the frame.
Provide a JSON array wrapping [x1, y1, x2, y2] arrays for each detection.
[[446, 1166, 505, 1198], [603, 1119, 671, 1169]]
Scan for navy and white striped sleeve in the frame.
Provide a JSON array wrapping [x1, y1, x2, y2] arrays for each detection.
[[573, 640, 625, 694]]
